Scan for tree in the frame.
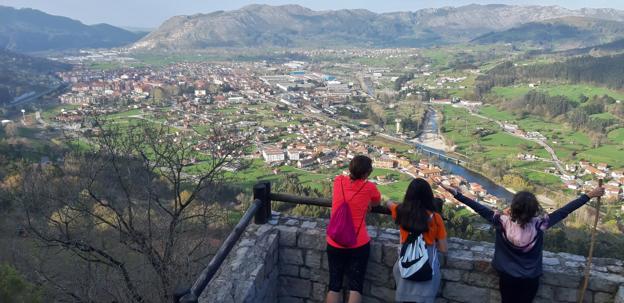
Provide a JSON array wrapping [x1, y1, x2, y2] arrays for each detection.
[[0, 264, 42, 303], [14, 118, 248, 302]]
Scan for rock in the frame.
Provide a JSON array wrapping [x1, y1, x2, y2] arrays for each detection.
[[381, 243, 398, 267], [311, 282, 326, 301], [277, 225, 298, 247], [279, 276, 311, 298], [279, 264, 299, 277], [301, 221, 317, 229], [543, 257, 560, 266], [615, 286, 624, 303], [594, 292, 614, 303], [442, 282, 489, 303], [555, 287, 590, 303], [542, 272, 582, 287], [441, 268, 462, 282], [298, 229, 324, 250], [370, 285, 395, 302], [370, 242, 382, 263], [305, 250, 322, 268], [536, 284, 554, 300], [463, 272, 498, 289], [280, 247, 304, 265]]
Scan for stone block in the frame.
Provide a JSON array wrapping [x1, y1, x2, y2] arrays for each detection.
[[488, 289, 501, 303], [301, 221, 317, 229], [594, 292, 614, 303], [311, 282, 326, 301], [298, 229, 324, 250], [305, 250, 322, 268], [588, 273, 624, 293], [300, 267, 311, 279], [463, 272, 498, 289], [543, 257, 560, 266], [362, 295, 382, 303], [278, 297, 305, 303], [280, 248, 304, 265], [277, 225, 299, 247], [365, 261, 390, 286], [473, 260, 494, 273], [370, 242, 382, 263], [381, 244, 398, 267], [541, 272, 582, 287], [370, 285, 395, 302], [280, 264, 300, 277], [446, 250, 474, 271], [441, 268, 462, 282], [321, 252, 329, 270], [555, 287, 591, 303], [536, 283, 554, 300], [616, 286, 624, 303], [279, 276, 311, 298], [442, 282, 489, 303], [309, 269, 330, 284]]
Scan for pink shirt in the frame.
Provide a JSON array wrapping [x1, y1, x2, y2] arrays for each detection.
[[327, 175, 381, 248]]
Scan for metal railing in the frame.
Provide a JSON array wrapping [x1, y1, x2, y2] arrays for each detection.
[[175, 181, 390, 302]]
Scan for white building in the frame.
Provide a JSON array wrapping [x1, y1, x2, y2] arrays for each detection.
[[262, 147, 285, 163]]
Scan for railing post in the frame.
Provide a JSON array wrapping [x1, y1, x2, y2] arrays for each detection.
[[253, 181, 271, 224]]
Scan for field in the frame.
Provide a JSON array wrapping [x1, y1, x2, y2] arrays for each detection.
[[477, 105, 624, 168], [441, 105, 566, 187], [216, 159, 413, 201], [491, 84, 624, 102]]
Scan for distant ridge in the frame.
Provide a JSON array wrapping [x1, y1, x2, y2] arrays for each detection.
[[472, 17, 624, 50], [132, 4, 624, 50], [0, 6, 145, 53]]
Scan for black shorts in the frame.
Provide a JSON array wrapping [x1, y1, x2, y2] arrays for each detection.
[[326, 242, 370, 293]]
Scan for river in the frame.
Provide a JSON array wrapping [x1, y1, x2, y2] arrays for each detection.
[[416, 107, 515, 202]]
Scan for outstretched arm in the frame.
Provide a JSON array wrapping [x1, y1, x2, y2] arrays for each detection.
[[439, 183, 495, 222], [547, 186, 604, 228]]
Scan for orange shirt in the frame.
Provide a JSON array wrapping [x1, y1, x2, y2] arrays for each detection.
[[389, 203, 447, 245], [327, 175, 381, 248]]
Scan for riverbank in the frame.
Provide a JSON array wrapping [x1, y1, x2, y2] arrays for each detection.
[[416, 107, 450, 151]]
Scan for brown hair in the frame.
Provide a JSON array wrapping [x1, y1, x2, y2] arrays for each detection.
[[349, 155, 373, 180], [510, 191, 540, 227]]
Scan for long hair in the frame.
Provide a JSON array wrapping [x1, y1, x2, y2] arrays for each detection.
[[396, 178, 436, 234], [510, 191, 540, 227]]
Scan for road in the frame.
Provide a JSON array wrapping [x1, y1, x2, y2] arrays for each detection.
[[467, 109, 566, 175]]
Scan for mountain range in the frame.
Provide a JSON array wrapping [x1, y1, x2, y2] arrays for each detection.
[[472, 17, 624, 49], [132, 4, 624, 50], [0, 6, 145, 53]]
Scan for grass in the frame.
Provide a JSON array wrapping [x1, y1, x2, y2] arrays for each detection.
[[491, 84, 624, 103], [608, 128, 624, 143]]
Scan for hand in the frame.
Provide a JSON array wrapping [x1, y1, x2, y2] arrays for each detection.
[[439, 183, 459, 196], [587, 187, 605, 199]]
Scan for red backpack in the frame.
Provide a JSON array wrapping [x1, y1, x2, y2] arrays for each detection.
[[326, 180, 367, 247]]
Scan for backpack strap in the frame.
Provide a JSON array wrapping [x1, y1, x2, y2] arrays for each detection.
[[341, 180, 369, 239]]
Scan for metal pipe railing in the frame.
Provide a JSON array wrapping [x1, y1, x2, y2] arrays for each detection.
[[177, 181, 391, 302], [270, 192, 391, 215], [177, 198, 263, 303]]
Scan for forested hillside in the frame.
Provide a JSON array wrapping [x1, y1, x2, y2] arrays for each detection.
[[475, 53, 624, 98]]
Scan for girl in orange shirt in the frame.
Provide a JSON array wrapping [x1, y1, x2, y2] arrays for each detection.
[[387, 178, 448, 303]]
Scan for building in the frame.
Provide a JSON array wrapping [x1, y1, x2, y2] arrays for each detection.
[[262, 147, 285, 163], [297, 158, 316, 169], [374, 157, 396, 169]]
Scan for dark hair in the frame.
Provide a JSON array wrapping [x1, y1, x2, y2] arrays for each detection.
[[510, 191, 540, 227], [349, 155, 373, 180], [396, 178, 436, 234], [432, 197, 444, 214]]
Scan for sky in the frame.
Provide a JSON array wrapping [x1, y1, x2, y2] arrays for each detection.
[[1, 0, 623, 28]]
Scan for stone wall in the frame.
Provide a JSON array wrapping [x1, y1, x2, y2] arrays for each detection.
[[201, 213, 624, 303]]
